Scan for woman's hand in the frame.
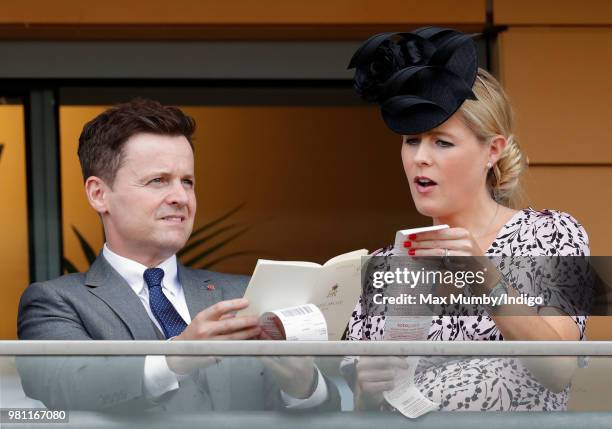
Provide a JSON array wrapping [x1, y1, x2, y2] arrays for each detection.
[[354, 357, 409, 410], [402, 227, 498, 281], [403, 227, 484, 257]]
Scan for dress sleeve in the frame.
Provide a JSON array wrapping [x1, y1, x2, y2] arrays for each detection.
[[531, 210, 591, 340], [531, 210, 590, 257]]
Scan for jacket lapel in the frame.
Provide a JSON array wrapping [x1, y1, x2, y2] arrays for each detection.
[[178, 264, 223, 318], [85, 254, 159, 340]]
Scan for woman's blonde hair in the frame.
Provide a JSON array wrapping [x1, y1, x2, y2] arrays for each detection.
[[459, 68, 527, 208]]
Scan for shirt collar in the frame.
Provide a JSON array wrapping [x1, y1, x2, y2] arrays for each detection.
[[102, 243, 179, 297]]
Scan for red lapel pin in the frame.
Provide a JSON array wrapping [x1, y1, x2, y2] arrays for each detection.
[[207, 284, 216, 291]]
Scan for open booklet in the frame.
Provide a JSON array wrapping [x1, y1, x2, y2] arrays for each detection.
[[236, 249, 368, 340]]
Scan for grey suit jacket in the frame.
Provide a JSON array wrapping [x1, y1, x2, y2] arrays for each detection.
[[17, 254, 340, 413]]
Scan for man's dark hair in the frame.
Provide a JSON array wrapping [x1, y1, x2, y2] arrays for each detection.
[[78, 98, 196, 185]]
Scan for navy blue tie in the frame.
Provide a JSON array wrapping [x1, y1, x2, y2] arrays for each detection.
[[143, 268, 187, 339]]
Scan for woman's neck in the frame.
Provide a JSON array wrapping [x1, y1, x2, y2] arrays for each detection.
[[433, 196, 500, 239]]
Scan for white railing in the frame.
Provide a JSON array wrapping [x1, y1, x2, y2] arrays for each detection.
[[2, 341, 612, 355]]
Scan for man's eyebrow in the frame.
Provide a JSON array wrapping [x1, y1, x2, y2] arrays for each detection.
[[142, 170, 169, 177], [138, 170, 194, 178], [137, 170, 169, 181]]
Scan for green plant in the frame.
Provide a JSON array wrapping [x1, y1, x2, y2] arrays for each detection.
[[62, 203, 261, 273], [62, 225, 97, 273]]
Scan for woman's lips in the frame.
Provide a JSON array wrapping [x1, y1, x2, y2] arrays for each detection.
[[415, 183, 437, 194], [414, 176, 438, 194]]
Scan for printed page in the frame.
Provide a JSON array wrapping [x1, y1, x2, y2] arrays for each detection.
[[383, 357, 439, 419], [261, 304, 328, 340], [323, 249, 369, 266], [238, 262, 319, 317], [383, 317, 432, 341], [237, 250, 368, 340], [393, 225, 449, 251], [309, 250, 368, 340]]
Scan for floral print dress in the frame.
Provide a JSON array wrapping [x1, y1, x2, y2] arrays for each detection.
[[345, 207, 590, 411]]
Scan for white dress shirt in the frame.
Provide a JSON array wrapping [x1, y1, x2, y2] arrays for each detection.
[[102, 244, 327, 408]]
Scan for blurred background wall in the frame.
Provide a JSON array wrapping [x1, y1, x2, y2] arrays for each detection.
[[0, 0, 611, 341]]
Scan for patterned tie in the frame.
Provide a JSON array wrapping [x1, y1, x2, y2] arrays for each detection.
[[143, 268, 187, 339]]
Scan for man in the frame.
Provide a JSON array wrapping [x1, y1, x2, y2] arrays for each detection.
[[17, 98, 339, 412]]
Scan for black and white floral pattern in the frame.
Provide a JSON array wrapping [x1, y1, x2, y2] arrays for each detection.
[[345, 207, 590, 411]]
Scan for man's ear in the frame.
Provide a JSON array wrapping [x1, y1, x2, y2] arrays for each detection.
[[488, 135, 508, 165], [85, 176, 110, 214]]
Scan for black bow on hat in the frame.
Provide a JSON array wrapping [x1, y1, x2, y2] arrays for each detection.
[[348, 26, 479, 135]]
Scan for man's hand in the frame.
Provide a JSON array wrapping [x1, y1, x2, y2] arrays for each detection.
[[258, 329, 317, 399], [260, 356, 318, 399], [354, 357, 409, 409], [176, 298, 260, 340], [166, 298, 261, 375]]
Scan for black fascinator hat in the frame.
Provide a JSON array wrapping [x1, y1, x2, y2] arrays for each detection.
[[348, 26, 479, 135]]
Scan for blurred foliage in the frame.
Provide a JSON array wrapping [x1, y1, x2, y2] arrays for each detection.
[[62, 203, 261, 273]]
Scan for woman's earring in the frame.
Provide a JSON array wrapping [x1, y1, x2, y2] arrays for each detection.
[[486, 161, 492, 169]]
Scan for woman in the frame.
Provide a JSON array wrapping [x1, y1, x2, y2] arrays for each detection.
[[344, 27, 590, 412]]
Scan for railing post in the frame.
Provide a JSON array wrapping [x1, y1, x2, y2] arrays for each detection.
[[25, 88, 62, 282]]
